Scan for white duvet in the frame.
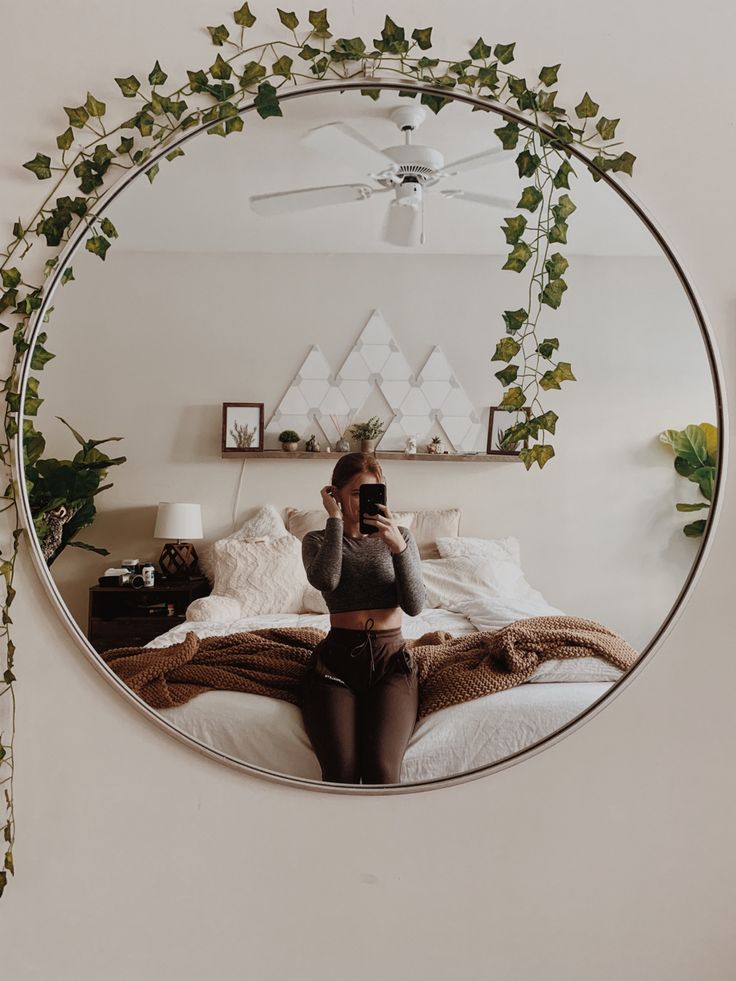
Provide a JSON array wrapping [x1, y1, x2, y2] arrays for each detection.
[[146, 602, 624, 784]]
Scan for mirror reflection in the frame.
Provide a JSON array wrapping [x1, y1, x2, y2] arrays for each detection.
[[29, 87, 718, 786]]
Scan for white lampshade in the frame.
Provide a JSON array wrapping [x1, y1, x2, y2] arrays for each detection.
[[153, 502, 203, 541]]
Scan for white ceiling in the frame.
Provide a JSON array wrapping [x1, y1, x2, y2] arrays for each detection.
[[107, 88, 657, 256]]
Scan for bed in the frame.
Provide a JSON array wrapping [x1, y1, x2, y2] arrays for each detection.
[[139, 504, 626, 784]]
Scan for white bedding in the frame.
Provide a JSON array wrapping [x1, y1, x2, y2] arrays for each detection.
[[147, 608, 622, 784]]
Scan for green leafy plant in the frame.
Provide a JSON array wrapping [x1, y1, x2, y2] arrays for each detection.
[[0, 5, 640, 896], [278, 429, 300, 443], [659, 423, 717, 537], [25, 416, 126, 565], [349, 417, 386, 441]]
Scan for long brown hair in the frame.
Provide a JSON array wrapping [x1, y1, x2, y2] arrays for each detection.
[[331, 452, 384, 489]]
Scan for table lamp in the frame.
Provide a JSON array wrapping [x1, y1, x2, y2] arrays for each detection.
[[153, 502, 203, 579]]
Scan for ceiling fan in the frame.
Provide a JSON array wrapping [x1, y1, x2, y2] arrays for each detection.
[[249, 105, 516, 247]]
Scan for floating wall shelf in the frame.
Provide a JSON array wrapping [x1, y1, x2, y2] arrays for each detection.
[[222, 450, 521, 462]]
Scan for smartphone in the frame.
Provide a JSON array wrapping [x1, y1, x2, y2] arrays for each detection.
[[359, 483, 387, 535]]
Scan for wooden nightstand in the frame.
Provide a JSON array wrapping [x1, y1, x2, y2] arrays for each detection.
[[87, 577, 211, 652]]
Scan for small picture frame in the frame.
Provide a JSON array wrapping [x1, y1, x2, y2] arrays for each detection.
[[222, 402, 264, 453], [486, 406, 532, 456]]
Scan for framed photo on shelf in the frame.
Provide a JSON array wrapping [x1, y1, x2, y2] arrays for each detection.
[[486, 406, 532, 456], [222, 402, 264, 453]]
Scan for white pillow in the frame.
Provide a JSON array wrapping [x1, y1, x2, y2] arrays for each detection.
[[301, 581, 330, 614], [436, 534, 521, 566], [211, 535, 307, 616], [186, 595, 243, 622], [199, 505, 289, 583]]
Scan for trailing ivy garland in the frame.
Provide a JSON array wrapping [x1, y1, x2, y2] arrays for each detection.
[[0, 5, 636, 896]]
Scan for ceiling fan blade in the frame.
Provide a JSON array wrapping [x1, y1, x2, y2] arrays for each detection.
[[302, 122, 397, 175], [383, 202, 423, 247], [439, 189, 518, 209], [443, 147, 506, 174], [250, 183, 374, 216]]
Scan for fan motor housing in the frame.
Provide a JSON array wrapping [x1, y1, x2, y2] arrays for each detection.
[[378, 144, 445, 186]]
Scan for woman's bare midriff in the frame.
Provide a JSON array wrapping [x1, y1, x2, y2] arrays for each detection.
[[329, 607, 403, 630]]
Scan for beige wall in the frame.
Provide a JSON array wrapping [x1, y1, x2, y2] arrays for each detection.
[[1, 2, 734, 979], [40, 249, 713, 651]]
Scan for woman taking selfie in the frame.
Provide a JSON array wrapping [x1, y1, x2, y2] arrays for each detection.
[[300, 452, 426, 785]]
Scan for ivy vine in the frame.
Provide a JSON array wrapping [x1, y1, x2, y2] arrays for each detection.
[[0, 5, 636, 897]]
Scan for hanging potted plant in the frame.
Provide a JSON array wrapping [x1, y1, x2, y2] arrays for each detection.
[[349, 417, 386, 453]]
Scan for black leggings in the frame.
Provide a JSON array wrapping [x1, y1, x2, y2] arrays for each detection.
[[300, 620, 419, 785]]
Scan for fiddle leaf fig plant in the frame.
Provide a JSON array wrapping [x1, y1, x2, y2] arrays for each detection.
[[659, 423, 717, 537], [0, 4, 640, 897]]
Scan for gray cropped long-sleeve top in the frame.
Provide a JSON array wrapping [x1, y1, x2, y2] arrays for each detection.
[[301, 516, 426, 616]]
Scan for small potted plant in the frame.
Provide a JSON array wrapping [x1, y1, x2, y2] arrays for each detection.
[[349, 416, 386, 453], [427, 434, 445, 454], [278, 429, 301, 452]]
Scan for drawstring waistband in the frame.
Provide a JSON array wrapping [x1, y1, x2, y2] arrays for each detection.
[[349, 617, 375, 682]]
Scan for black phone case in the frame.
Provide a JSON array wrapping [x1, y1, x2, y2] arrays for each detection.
[[359, 484, 386, 535]]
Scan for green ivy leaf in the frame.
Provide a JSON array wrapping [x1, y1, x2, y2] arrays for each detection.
[[210, 53, 233, 79], [503, 241, 532, 272], [536, 337, 560, 359], [115, 75, 141, 98], [501, 215, 527, 245], [84, 92, 106, 118], [596, 116, 619, 140], [61, 267, 75, 285], [410, 26, 431, 49], [494, 121, 520, 150], [469, 37, 492, 60], [492, 337, 521, 362], [416, 56, 440, 69], [519, 444, 555, 470], [548, 221, 568, 244], [611, 151, 636, 175], [86, 235, 110, 260], [271, 54, 292, 77], [278, 9, 299, 30], [535, 410, 558, 434], [100, 217, 118, 239], [515, 149, 541, 178], [676, 502, 710, 512], [148, 60, 168, 86], [117, 136, 134, 154], [233, 2, 256, 27], [477, 64, 499, 90], [553, 161, 574, 189], [517, 186, 543, 212], [575, 91, 599, 119], [380, 15, 407, 52], [331, 37, 367, 61], [494, 42, 516, 64], [239, 61, 267, 86], [22, 153, 52, 180], [1, 269, 21, 289], [300, 44, 321, 60], [31, 338, 55, 371], [539, 64, 561, 86], [495, 364, 519, 386], [502, 308, 528, 334], [56, 127, 74, 150], [540, 361, 576, 389], [537, 90, 558, 114], [552, 193, 577, 221], [207, 24, 230, 45], [254, 81, 282, 119], [309, 9, 332, 38], [64, 104, 90, 129], [544, 253, 568, 280], [540, 278, 568, 309], [421, 94, 451, 114], [499, 386, 526, 410]]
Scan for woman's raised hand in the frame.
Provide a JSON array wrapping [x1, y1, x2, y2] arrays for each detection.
[[363, 503, 406, 554], [320, 485, 342, 519]]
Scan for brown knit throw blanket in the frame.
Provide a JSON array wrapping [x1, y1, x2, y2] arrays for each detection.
[[100, 616, 638, 721]]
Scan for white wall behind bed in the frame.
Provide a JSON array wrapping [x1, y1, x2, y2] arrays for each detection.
[[39, 249, 713, 651]]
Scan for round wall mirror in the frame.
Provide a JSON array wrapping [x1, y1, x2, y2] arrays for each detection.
[[16, 80, 723, 792]]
